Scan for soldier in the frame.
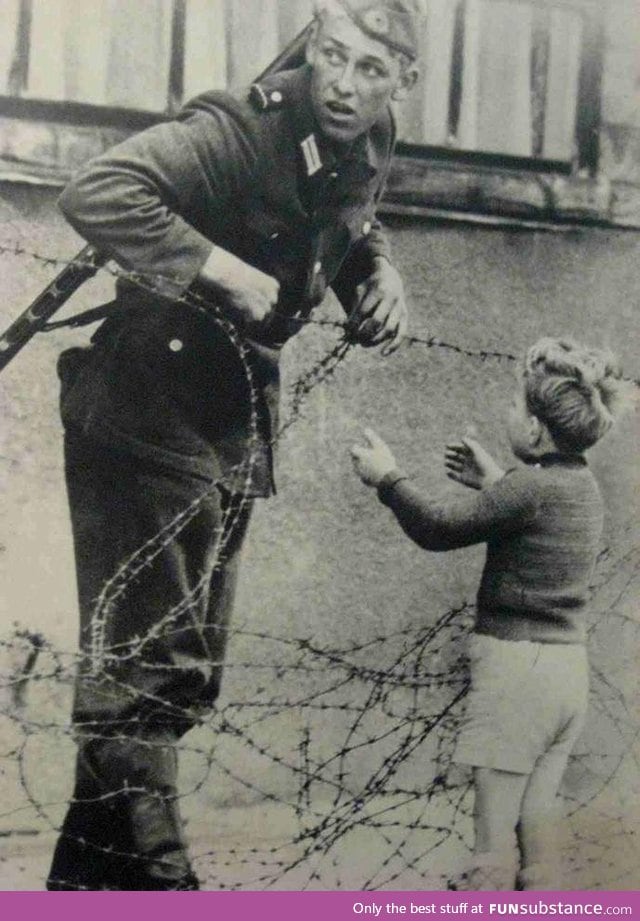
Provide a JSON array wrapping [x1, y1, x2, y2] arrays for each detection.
[[47, 0, 422, 890]]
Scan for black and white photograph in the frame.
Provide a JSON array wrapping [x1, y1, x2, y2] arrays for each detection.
[[0, 0, 638, 895]]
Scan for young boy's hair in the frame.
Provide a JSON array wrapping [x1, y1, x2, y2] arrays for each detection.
[[523, 337, 633, 453]]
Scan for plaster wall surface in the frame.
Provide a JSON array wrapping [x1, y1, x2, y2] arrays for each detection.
[[1, 186, 638, 888]]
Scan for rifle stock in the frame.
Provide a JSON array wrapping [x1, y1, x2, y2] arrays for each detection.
[[0, 246, 107, 372], [0, 26, 310, 374]]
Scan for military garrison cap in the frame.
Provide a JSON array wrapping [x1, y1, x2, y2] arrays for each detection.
[[320, 0, 424, 60]]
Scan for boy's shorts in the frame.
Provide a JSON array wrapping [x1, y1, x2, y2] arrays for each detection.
[[453, 633, 589, 775]]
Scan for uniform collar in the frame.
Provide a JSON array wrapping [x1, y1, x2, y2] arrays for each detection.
[[258, 65, 381, 181], [535, 453, 587, 468]]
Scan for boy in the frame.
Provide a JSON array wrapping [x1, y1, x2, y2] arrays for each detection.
[[351, 338, 631, 890]]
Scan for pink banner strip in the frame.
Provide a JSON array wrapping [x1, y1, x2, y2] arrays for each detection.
[[0, 891, 640, 921], [0, 891, 639, 921]]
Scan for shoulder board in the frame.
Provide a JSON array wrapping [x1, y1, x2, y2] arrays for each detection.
[[249, 81, 285, 112]]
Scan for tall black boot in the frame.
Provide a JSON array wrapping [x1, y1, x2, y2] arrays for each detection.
[[87, 733, 199, 890], [47, 747, 133, 890]]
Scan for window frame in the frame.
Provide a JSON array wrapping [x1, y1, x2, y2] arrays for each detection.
[[0, 0, 607, 222], [392, 0, 604, 177], [1, 0, 605, 172], [2, 0, 188, 117]]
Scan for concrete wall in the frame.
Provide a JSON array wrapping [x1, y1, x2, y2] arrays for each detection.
[[1, 182, 638, 888]]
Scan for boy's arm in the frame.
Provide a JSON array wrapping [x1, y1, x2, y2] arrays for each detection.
[[376, 468, 538, 551], [350, 429, 538, 551]]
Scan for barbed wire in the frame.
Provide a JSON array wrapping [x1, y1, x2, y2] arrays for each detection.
[[0, 242, 638, 891], [2, 241, 639, 385], [0, 242, 554, 370]]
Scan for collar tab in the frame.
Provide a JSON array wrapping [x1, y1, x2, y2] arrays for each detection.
[[300, 133, 323, 176]]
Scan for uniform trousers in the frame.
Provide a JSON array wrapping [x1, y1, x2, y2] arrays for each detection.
[[47, 430, 253, 890]]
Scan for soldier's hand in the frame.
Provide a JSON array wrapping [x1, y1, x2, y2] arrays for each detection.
[[348, 258, 408, 355], [199, 246, 279, 325]]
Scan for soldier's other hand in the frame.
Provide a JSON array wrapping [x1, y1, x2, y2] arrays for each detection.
[[348, 259, 408, 355], [199, 246, 279, 325], [350, 428, 398, 487]]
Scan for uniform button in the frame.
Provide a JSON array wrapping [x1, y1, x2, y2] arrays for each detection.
[[362, 221, 372, 235], [313, 260, 322, 275], [169, 339, 183, 352], [270, 90, 283, 103]]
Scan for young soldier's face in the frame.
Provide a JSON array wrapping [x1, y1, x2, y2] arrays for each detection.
[[306, 13, 417, 143]]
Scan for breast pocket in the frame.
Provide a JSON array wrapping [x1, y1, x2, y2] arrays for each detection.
[[243, 209, 309, 276]]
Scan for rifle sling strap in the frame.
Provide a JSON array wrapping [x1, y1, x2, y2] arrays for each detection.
[[43, 300, 121, 331]]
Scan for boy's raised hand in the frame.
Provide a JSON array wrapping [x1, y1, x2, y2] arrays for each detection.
[[351, 428, 398, 487], [444, 436, 505, 490]]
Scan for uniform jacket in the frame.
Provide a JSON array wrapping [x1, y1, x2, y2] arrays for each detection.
[[58, 64, 396, 495]]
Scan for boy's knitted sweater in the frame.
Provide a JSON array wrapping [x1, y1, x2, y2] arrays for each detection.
[[378, 454, 603, 644]]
